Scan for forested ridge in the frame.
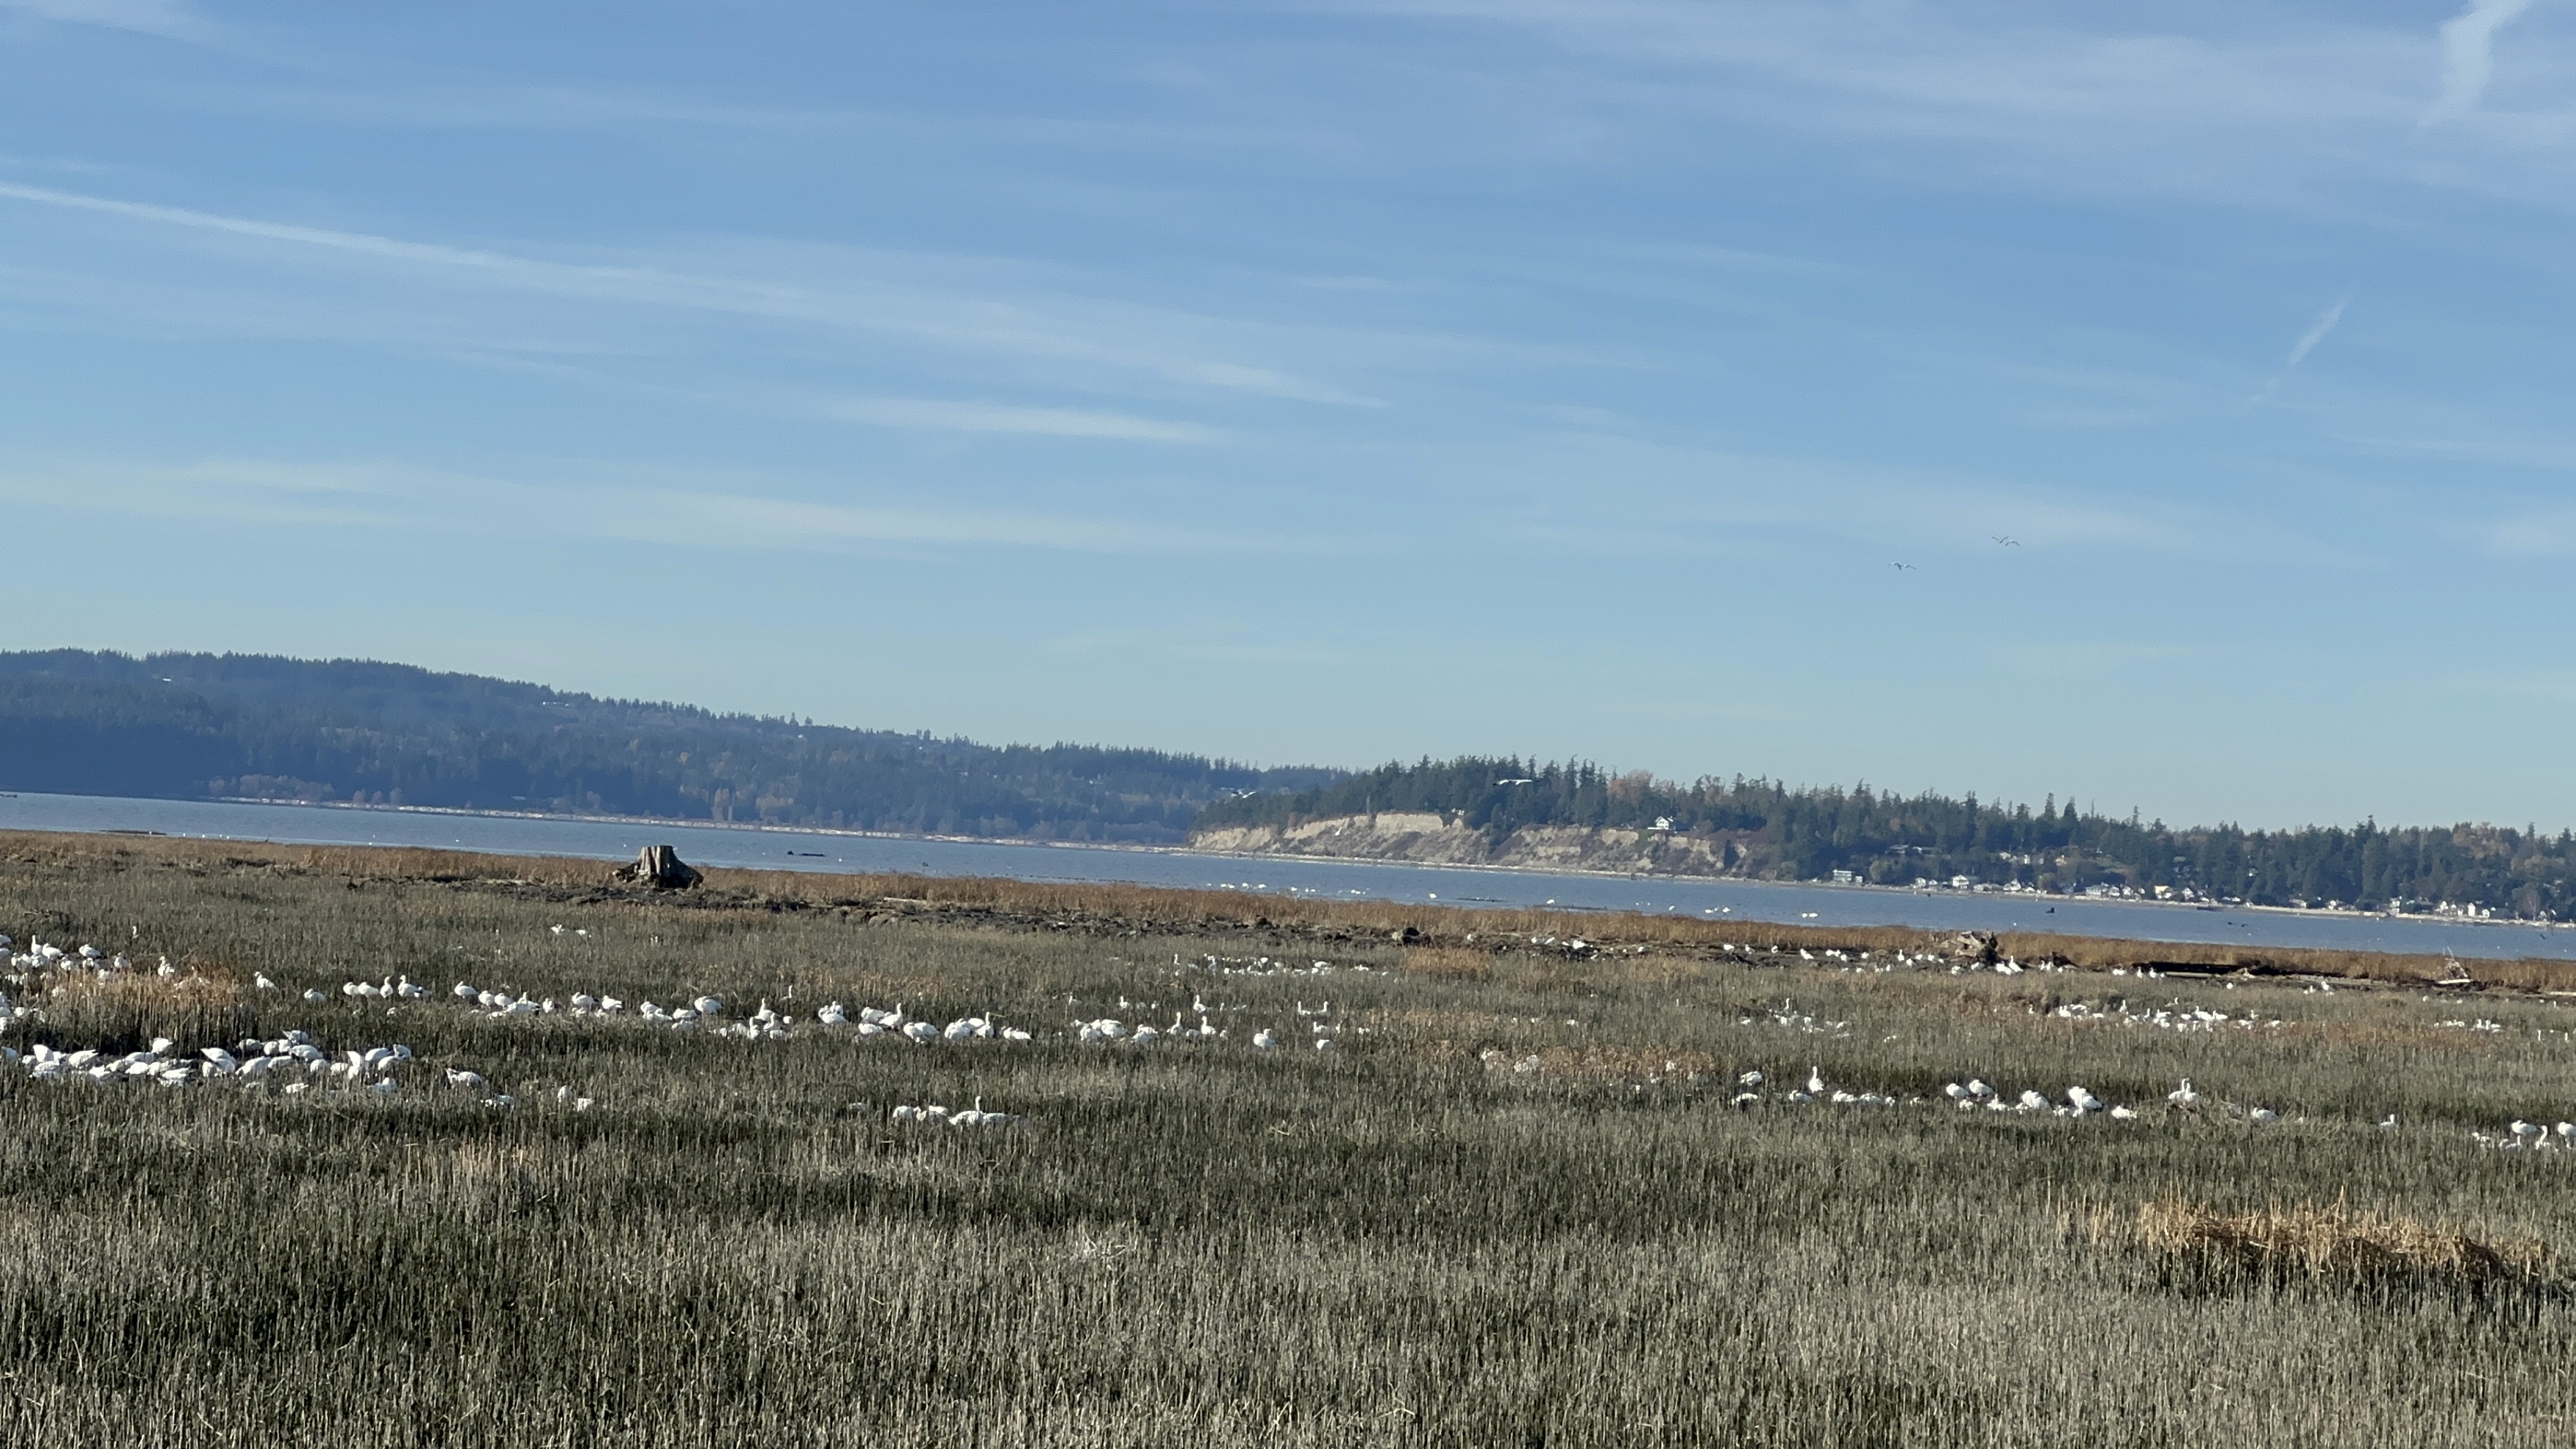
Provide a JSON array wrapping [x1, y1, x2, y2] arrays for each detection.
[[7, 652, 2571, 916], [0, 651, 1331, 843], [1195, 757, 2576, 918]]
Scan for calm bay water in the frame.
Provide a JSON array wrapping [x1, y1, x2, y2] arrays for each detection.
[[1, 790, 2567, 962]]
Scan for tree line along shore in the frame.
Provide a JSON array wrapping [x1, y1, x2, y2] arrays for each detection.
[[4, 649, 2569, 919]]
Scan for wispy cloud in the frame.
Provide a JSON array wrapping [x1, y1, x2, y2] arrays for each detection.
[[0, 457, 1262, 557], [1461, 433, 2192, 557], [0, 181, 1377, 406], [2285, 294, 2350, 369], [0, 0, 206, 40], [2250, 293, 2352, 405], [834, 397, 1220, 443], [2474, 505, 2576, 558], [0, 180, 594, 271], [1046, 627, 1352, 667], [2429, 0, 2536, 121], [2452, 667, 2576, 704], [1339, 0, 2576, 211]]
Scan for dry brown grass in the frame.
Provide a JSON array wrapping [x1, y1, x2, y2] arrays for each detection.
[[18, 828, 2576, 1444], [10, 827, 2576, 994], [1400, 946, 1494, 981], [2088, 1199, 2554, 1289], [29, 957, 251, 1045]]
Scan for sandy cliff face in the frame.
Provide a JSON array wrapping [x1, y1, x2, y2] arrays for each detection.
[[1190, 812, 1748, 877]]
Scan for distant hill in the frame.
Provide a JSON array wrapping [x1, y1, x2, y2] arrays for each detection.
[[0, 650, 1334, 843], [1191, 755, 2576, 919], [7, 651, 2572, 918]]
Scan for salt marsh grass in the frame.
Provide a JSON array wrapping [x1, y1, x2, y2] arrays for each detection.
[[5, 833, 2576, 1445]]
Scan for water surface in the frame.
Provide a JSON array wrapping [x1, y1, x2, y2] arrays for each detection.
[[1, 790, 2562, 962]]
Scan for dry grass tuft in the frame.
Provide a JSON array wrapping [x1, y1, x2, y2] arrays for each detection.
[[44, 962, 248, 1011], [2092, 1199, 2554, 1288], [32, 961, 250, 1046], [1401, 946, 1494, 981]]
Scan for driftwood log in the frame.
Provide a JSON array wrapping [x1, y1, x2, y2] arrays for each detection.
[[615, 845, 703, 891]]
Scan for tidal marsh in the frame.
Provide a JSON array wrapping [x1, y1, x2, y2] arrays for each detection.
[[4, 833, 2576, 1446]]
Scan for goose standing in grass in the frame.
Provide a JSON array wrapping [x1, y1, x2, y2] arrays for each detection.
[[1252, 1029, 1277, 1049], [2067, 1086, 2104, 1115], [2249, 1107, 2279, 1124], [1806, 1066, 1826, 1096], [2167, 1079, 2201, 1107]]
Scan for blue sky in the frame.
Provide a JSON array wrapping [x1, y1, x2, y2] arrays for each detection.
[[4, 1, 2574, 829]]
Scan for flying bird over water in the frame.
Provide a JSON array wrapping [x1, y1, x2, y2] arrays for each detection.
[[1993, 535, 2019, 547]]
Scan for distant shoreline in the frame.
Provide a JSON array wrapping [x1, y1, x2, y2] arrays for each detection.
[[152, 793, 2558, 935]]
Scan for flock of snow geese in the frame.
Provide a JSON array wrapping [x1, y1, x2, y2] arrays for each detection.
[[4, 928, 2575, 1148], [1725, 1067, 2362, 1128], [0, 932, 1374, 1126]]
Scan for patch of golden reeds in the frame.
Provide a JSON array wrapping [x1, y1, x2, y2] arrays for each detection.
[[1401, 946, 1493, 981], [2085, 1198, 2553, 1288]]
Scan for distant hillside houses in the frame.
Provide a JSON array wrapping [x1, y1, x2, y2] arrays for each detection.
[[1197, 755, 2576, 918]]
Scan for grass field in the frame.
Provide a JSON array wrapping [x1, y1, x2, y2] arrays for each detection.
[[6, 831, 2576, 1446]]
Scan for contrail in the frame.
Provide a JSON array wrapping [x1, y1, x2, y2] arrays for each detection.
[[2285, 296, 2348, 370], [2247, 293, 2352, 408], [2430, 0, 2534, 120]]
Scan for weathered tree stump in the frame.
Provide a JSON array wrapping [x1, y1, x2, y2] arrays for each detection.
[[615, 845, 703, 891]]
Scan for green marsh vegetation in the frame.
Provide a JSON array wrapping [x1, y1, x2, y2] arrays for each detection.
[[4, 834, 2576, 1445]]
